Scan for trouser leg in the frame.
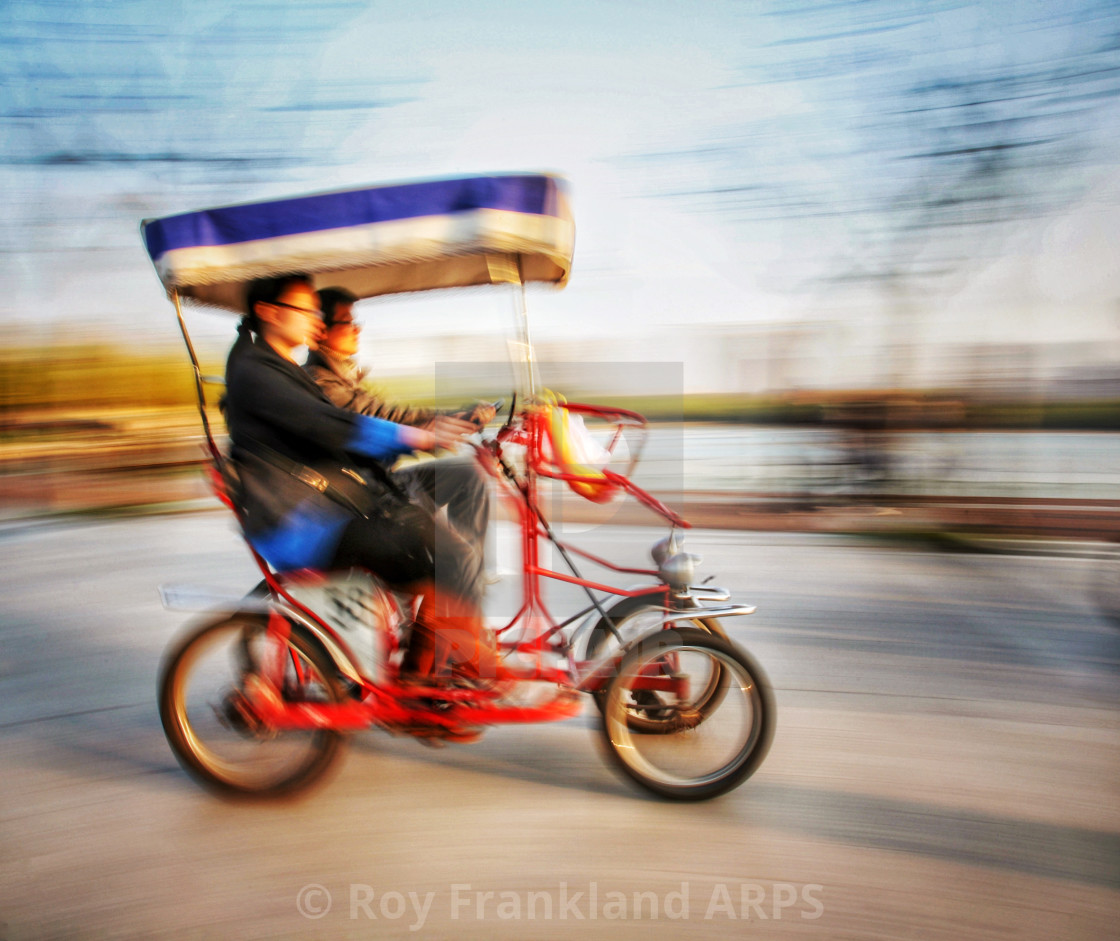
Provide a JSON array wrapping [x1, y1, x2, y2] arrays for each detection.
[[330, 502, 493, 679], [397, 582, 498, 681], [393, 456, 489, 554], [331, 498, 482, 605]]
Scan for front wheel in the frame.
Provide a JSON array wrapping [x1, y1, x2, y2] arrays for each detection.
[[158, 612, 348, 798], [585, 597, 730, 731], [600, 626, 774, 801]]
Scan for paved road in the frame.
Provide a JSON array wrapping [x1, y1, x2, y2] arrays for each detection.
[[1, 512, 1118, 939]]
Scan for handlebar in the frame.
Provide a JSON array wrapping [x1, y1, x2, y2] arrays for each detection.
[[471, 391, 686, 528], [478, 392, 648, 485]]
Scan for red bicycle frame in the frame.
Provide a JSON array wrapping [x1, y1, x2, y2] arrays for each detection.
[[205, 399, 695, 732], [481, 401, 690, 678]]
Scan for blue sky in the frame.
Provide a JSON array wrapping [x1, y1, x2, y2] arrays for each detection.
[[2, 0, 1119, 370]]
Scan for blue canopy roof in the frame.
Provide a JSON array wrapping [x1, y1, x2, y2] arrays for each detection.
[[141, 173, 574, 313]]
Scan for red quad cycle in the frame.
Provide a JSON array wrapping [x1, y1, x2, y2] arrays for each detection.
[[143, 173, 775, 801]]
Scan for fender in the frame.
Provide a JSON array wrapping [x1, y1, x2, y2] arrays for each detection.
[[573, 601, 757, 693], [568, 586, 741, 661], [161, 592, 369, 687], [266, 599, 368, 686]]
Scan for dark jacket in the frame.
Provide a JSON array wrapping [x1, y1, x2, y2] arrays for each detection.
[[223, 330, 414, 570], [304, 348, 438, 426]]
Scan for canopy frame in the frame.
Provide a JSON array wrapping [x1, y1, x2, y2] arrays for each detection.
[[145, 173, 573, 455], [172, 289, 226, 467]]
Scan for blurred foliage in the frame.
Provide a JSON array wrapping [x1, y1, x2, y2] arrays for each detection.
[[966, 398, 1120, 431], [2, 346, 1117, 431], [0, 343, 214, 412], [563, 392, 1120, 431]]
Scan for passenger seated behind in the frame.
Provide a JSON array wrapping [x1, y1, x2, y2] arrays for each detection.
[[222, 274, 496, 688], [305, 288, 496, 597]]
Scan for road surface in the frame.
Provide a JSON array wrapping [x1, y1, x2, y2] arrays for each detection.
[[1, 512, 1118, 939]]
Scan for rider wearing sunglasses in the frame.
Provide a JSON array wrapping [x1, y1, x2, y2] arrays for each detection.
[[222, 274, 496, 691], [305, 288, 496, 595]]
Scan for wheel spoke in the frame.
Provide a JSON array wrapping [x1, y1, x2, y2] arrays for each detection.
[[159, 614, 346, 797], [586, 601, 730, 729], [600, 627, 774, 800]]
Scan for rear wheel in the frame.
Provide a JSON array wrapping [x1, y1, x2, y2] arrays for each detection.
[[600, 627, 774, 801], [158, 612, 348, 798], [585, 598, 729, 731]]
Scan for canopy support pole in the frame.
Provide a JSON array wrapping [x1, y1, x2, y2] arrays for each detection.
[[172, 289, 222, 465], [510, 257, 539, 400]]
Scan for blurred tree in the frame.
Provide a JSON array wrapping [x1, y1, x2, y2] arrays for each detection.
[[629, 0, 1120, 386]]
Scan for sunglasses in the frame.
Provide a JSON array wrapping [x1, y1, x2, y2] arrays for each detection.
[[271, 301, 324, 319]]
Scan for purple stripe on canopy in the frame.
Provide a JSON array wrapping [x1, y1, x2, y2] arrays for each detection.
[[142, 174, 562, 261]]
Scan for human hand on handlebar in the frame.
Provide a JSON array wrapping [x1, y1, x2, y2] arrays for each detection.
[[414, 413, 479, 450], [399, 417, 471, 453], [450, 401, 499, 428]]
